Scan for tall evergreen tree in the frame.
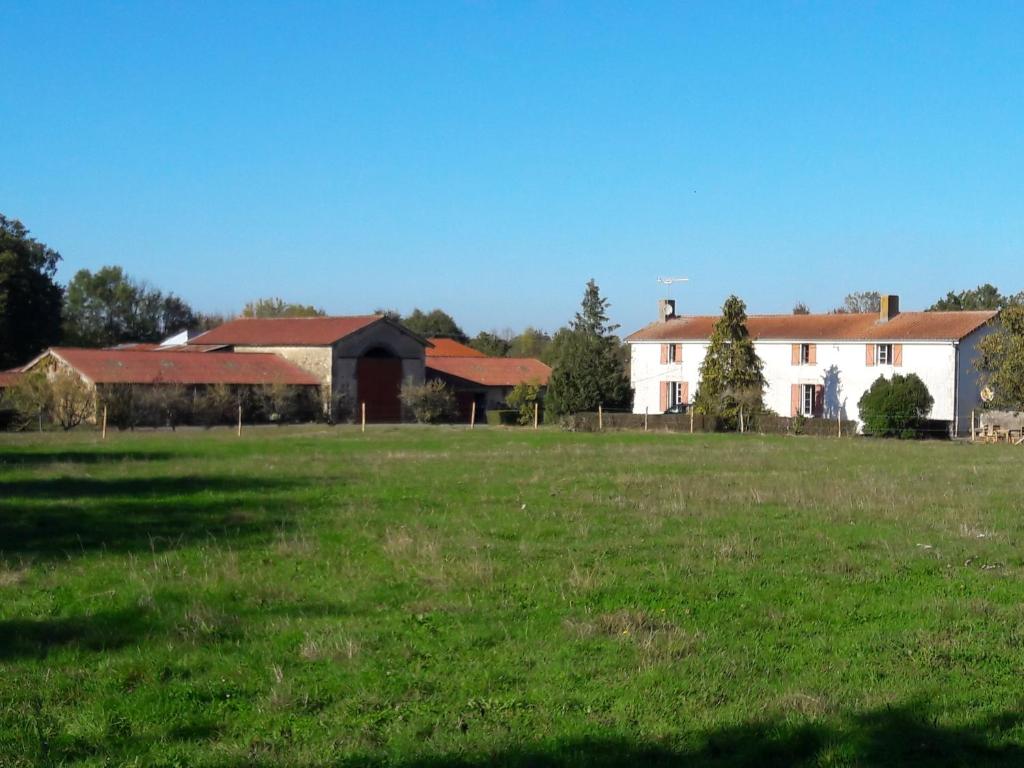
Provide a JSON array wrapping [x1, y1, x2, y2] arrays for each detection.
[[693, 295, 765, 423], [545, 279, 630, 416], [0, 215, 64, 368]]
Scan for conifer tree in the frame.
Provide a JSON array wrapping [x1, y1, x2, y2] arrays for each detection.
[[693, 295, 765, 424]]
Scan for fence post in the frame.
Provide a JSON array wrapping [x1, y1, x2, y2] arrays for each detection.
[[533, 402, 539, 430], [361, 402, 366, 433], [971, 409, 976, 442], [598, 404, 603, 431], [102, 406, 108, 440], [237, 404, 242, 437], [644, 407, 648, 432], [470, 401, 476, 430], [739, 405, 745, 434], [689, 408, 694, 434], [837, 409, 841, 438]]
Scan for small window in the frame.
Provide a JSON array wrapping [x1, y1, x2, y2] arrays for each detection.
[[669, 381, 684, 405], [801, 384, 815, 417], [877, 344, 893, 365], [799, 343, 811, 365], [667, 345, 678, 363]]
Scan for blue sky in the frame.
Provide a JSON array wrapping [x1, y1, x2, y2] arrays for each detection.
[[3, 2, 1022, 336]]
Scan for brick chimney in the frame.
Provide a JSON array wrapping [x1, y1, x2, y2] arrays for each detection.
[[658, 299, 676, 322], [879, 294, 900, 323]]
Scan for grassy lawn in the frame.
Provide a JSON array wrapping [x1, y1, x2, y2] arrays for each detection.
[[2, 426, 1024, 766]]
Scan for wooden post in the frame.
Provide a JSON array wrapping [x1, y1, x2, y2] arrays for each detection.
[[739, 405, 745, 434], [971, 409, 976, 442], [101, 406, 108, 440], [837, 409, 841, 438], [644, 407, 648, 432], [361, 402, 366, 433], [598, 404, 603, 431], [533, 402, 539, 430], [470, 401, 476, 429], [689, 408, 694, 434], [237, 404, 242, 437]]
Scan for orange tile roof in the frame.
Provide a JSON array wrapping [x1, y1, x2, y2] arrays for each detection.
[[40, 348, 320, 386], [427, 357, 551, 387], [0, 370, 22, 388], [426, 338, 487, 357], [189, 315, 384, 346], [627, 311, 999, 343]]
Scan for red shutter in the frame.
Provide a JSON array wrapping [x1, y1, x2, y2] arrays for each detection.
[[660, 382, 669, 411], [865, 344, 876, 367], [814, 385, 824, 417], [893, 344, 903, 367], [808, 344, 817, 365], [675, 344, 683, 363], [791, 384, 800, 417], [791, 344, 800, 365], [681, 381, 689, 404], [660, 345, 668, 364]]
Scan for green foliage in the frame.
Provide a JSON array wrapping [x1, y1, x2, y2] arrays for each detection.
[[469, 331, 511, 357], [398, 379, 457, 423], [241, 297, 325, 318], [857, 374, 934, 438], [835, 291, 881, 314], [509, 327, 552, 359], [398, 308, 468, 342], [506, 381, 542, 425], [50, 368, 95, 431], [545, 280, 630, 416], [0, 215, 64, 369], [62, 265, 197, 346], [975, 305, 1024, 409], [930, 283, 1023, 311], [693, 295, 765, 426], [8, 368, 54, 430]]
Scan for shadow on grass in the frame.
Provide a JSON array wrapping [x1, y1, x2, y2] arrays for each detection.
[[0, 450, 182, 466], [345, 705, 1024, 767], [0, 475, 310, 559], [0, 607, 157, 660]]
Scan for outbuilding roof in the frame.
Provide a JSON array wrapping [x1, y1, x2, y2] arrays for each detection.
[[34, 348, 321, 386], [427, 357, 551, 387], [426, 338, 487, 357], [0, 370, 22, 388], [626, 311, 999, 343], [189, 315, 385, 347]]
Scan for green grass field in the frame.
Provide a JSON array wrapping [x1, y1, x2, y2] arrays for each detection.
[[2, 426, 1024, 767]]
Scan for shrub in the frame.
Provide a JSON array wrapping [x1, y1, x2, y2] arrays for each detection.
[[485, 409, 520, 426], [399, 379, 456, 424], [8, 368, 53, 430], [506, 382, 542, 426], [195, 384, 236, 427], [858, 374, 934, 438], [50, 369, 95, 430], [98, 384, 138, 430], [137, 385, 192, 429]]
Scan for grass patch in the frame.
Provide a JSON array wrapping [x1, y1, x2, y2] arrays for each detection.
[[1, 426, 1023, 765]]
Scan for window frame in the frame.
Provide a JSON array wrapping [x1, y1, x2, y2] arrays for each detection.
[[799, 343, 811, 365], [667, 344, 678, 363], [877, 343, 893, 366], [801, 384, 815, 417], [669, 381, 684, 406]]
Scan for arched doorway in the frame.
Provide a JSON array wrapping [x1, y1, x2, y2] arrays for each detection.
[[357, 346, 403, 422]]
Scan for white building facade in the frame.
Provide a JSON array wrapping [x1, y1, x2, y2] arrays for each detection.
[[627, 297, 997, 436]]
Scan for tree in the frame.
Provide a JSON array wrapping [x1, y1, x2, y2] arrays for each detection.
[[506, 381, 543, 425], [975, 305, 1024, 409], [398, 379, 457, 423], [50, 368, 95, 430], [373, 308, 403, 322], [792, 302, 810, 315], [0, 215, 64, 369], [509, 327, 552, 359], [241, 297, 325, 318], [8, 367, 53, 431], [929, 284, 1022, 312], [545, 280, 630, 416], [63, 266, 197, 346], [400, 308, 468, 342], [858, 374, 934, 438], [692, 295, 765, 426], [834, 291, 881, 314], [470, 331, 511, 357]]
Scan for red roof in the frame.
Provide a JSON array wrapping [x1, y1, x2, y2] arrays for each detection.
[[426, 338, 487, 357], [189, 315, 383, 346], [0, 370, 22, 388], [39, 348, 320, 386], [627, 311, 999, 343], [427, 357, 551, 387]]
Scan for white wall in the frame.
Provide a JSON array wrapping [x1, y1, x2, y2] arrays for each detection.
[[631, 338, 965, 430]]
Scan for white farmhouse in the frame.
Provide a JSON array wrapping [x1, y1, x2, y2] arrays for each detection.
[[626, 295, 998, 435]]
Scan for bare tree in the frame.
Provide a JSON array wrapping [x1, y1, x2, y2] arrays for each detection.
[[50, 369, 95, 430]]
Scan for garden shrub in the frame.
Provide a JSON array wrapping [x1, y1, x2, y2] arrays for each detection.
[[858, 374, 934, 438], [399, 379, 456, 424]]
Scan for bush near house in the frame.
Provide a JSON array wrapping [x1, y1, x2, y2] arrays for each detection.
[[506, 382, 543, 426], [399, 379, 457, 424], [858, 373, 934, 438]]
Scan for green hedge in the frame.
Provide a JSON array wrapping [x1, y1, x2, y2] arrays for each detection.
[[485, 409, 520, 426]]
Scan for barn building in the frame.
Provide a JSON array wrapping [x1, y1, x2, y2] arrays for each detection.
[[188, 315, 431, 422], [425, 338, 551, 421], [627, 295, 998, 436]]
